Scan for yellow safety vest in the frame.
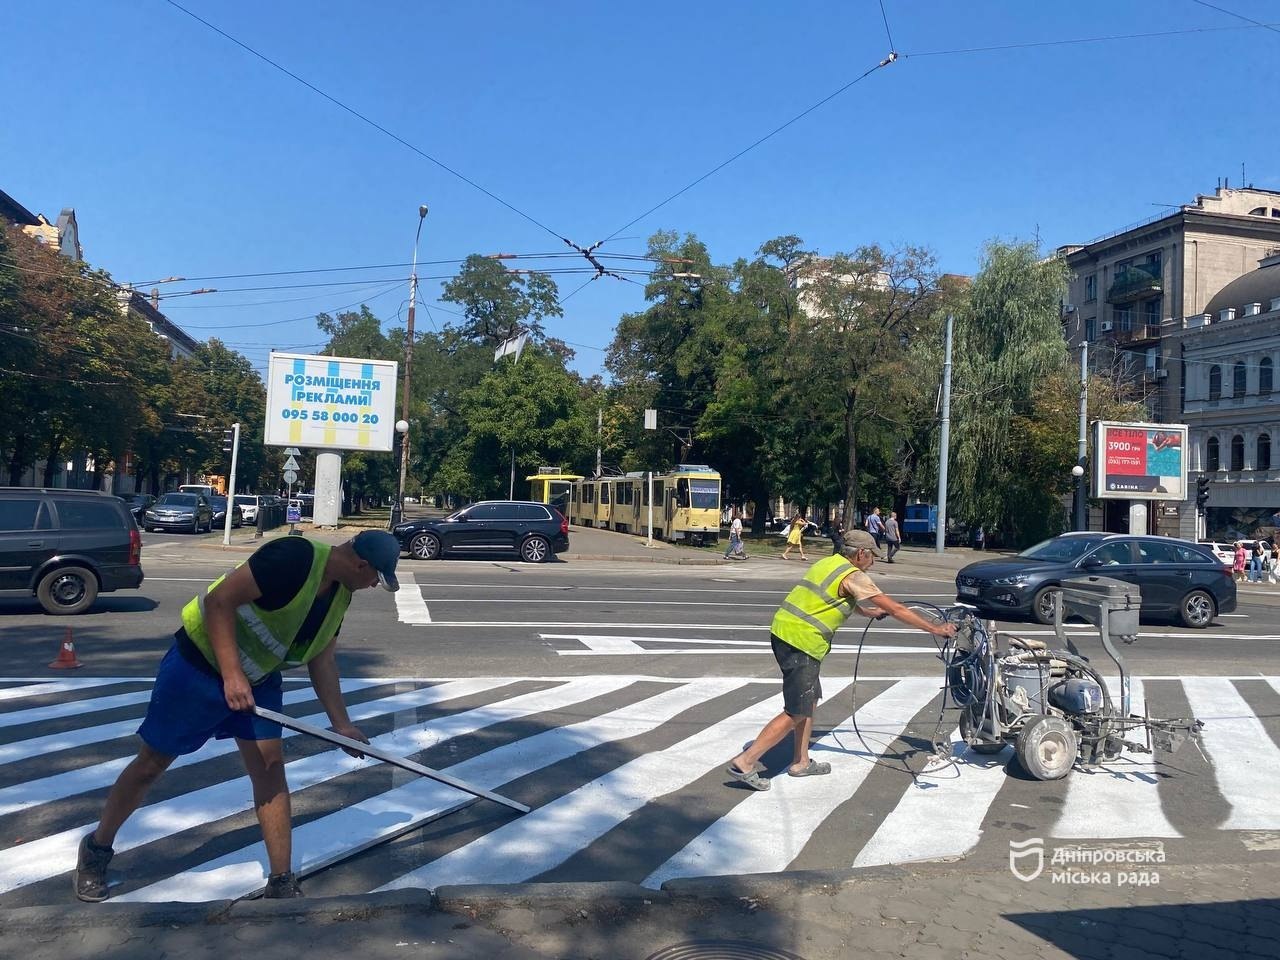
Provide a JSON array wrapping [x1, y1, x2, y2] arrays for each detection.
[[181, 541, 351, 684], [770, 554, 860, 661]]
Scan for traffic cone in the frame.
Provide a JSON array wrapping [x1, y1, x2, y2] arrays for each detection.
[[49, 628, 82, 669]]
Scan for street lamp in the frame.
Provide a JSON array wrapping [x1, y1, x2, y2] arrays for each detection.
[[390, 419, 410, 528], [1072, 464, 1086, 531], [395, 204, 429, 530]]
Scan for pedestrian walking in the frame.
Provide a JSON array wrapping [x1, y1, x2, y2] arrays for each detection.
[[973, 524, 985, 551], [725, 530, 956, 790], [781, 514, 808, 561], [74, 531, 401, 902], [1262, 537, 1275, 584], [1250, 538, 1265, 583], [865, 507, 885, 548], [723, 507, 746, 560], [1233, 541, 1247, 583], [884, 511, 902, 563]]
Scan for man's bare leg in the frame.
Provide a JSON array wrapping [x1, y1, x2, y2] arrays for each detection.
[[93, 744, 175, 846], [730, 712, 804, 774], [789, 715, 815, 773], [238, 737, 292, 875]]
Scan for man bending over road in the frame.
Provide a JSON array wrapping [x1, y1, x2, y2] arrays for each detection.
[[727, 530, 954, 790], [74, 530, 400, 902]]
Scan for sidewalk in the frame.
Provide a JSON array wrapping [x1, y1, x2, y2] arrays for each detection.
[[7, 860, 1276, 959]]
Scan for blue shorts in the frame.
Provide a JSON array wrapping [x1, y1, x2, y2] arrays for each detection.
[[137, 645, 284, 757]]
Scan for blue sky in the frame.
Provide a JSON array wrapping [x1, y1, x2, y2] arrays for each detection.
[[3, 1, 1278, 379]]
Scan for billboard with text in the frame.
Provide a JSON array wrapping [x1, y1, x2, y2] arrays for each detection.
[[1091, 421, 1187, 501], [264, 352, 398, 452]]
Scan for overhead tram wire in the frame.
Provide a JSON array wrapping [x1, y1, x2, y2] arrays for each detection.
[[1188, 1, 1280, 37], [903, 19, 1280, 58], [162, 0, 568, 245], [877, 0, 896, 50]]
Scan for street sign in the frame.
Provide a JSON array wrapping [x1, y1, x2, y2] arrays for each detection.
[[283, 456, 300, 472], [284, 469, 299, 484], [287, 505, 301, 523], [283, 447, 301, 456]]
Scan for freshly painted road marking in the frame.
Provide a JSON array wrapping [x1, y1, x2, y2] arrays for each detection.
[[0, 679, 124, 703], [393, 572, 431, 624], [1182, 677, 1280, 831], [645, 678, 941, 884], [1055, 679, 1180, 839]]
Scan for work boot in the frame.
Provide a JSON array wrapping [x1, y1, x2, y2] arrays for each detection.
[[263, 871, 305, 899], [74, 832, 114, 902]]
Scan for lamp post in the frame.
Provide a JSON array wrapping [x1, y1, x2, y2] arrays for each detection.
[[1072, 464, 1086, 530], [390, 419, 410, 528], [394, 204, 428, 530]]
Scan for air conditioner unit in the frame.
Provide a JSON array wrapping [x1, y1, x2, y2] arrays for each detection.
[[1062, 303, 1076, 314], [1100, 320, 1115, 332], [1155, 369, 1168, 379]]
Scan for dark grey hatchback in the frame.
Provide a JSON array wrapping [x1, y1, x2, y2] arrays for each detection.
[[392, 500, 569, 563], [955, 533, 1236, 628]]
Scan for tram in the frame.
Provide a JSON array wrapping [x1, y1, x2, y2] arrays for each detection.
[[525, 467, 584, 516], [566, 464, 721, 545]]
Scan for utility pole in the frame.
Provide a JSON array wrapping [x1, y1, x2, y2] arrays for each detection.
[[596, 407, 603, 478], [934, 314, 953, 553], [1075, 341, 1089, 531], [395, 204, 428, 528], [222, 423, 240, 546]]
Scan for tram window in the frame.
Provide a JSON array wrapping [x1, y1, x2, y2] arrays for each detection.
[[584, 485, 594, 504], [601, 484, 610, 504], [689, 480, 718, 509], [642, 484, 649, 506], [676, 479, 691, 508]]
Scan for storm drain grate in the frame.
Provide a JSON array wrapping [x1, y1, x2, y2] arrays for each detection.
[[643, 941, 808, 960]]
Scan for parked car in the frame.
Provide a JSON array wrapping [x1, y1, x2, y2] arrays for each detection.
[[955, 532, 1236, 629], [766, 517, 821, 536], [233, 494, 260, 524], [392, 500, 569, 563], [119, 493, 156, 523], [143, 493, 213, 533], [0, 487, 144, 615], [208, 495, 243, 528], [1198, 541, 1237, 569]]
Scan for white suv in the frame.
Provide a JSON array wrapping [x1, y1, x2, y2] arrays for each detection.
[[1199, 541, 1239, 569], [233, 495, 261, 523]]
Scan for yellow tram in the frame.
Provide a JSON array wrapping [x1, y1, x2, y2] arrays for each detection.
[[526, 467, 584, 516], [566, 465, 721, 545]]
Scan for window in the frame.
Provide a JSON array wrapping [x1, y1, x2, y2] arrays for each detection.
[[1231, 435, 1245, 471], [0, 499, 44, 532], [514, 504, 550, 520], [1260, 434, 1272, 472], [1207, 437, 1220, 471], [1142, 298, 1161, 325], [54, 499, 122, 530], [1088, 541, 1133, 566], [1085, 317, 1096, 341], [1209, 365, 1222, 400], [1174, 545, 1217, 565], [1114, 303, 1134, 332], [1084, 275, 1097, 302], [600, 483, 610, 504], [465, 504, 502, 520], [1261, 358, 1273, 394], [1144, 250, 1162, 276], [1137, 541, 1178, 564], [1234, 361, 1247, 396]]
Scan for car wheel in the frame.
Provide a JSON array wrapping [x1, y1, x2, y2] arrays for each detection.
[[1031, 586, 1061, 625], [410, 532, 441, 560], [1180, 589, 1216, 629], [36, 566, 99, 616], [521, 535, 551, 563], [1015, 715, 1078, 781]]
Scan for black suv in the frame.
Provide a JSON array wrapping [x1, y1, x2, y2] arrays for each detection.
[[0, 488, 144, 614], [392, 500, 569, 563]]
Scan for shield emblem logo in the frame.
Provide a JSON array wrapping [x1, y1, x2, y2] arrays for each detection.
[[1008, 837, 1045, 882]]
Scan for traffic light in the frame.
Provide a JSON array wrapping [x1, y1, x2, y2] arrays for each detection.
[[222, 428, 235, 453], [1195, 475, 1212, 509]]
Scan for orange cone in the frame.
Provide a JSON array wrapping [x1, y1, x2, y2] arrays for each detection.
[[49, 628, 82, 669]]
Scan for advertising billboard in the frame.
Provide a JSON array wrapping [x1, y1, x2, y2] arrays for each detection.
[[264, 352, 398, 453], [1091, 421, 1187, 501]]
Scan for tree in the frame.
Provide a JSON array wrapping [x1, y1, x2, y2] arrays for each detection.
[[441, 255, 570, 359]]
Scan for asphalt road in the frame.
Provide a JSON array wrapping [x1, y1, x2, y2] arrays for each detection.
[[1, 536, 1278, 906]]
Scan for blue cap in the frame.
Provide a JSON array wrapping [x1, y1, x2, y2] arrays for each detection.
[[352, 530, 400, 592]]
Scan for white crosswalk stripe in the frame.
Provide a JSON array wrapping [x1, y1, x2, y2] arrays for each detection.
[[0, 674, 1276, 904]]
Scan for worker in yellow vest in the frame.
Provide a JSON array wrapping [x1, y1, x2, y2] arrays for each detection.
[[75, 531, 400, 902], [727, 529, 955, 790]]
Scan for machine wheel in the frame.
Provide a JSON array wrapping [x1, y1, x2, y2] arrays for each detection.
[[520, 535, 551, 563], [1016, 715, 1078, 781], [36, 566, 99, 616], [410, 532, 441, 560], [959, 707, 1005, 755], [1031, 586, 1061, 625], [1179, 590, 1216, 629]]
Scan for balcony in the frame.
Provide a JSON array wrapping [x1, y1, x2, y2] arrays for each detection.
[[1112, 323, 1161, 345], [1107, 264, 1162, 303]]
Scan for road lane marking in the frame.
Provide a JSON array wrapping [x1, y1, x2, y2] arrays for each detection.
[[0, 679, 124, 703], [643, 679, 941, 885], [121, 678, 750, 902], [393, 572, 431, 623], [1182, 677, 1280, 831], [1054, 679, 1180, 839], [378, 679, 853, 891]]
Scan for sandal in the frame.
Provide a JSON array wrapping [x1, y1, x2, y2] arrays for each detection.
[[726, 764, 771, 791], [788, 760, 831, 777]]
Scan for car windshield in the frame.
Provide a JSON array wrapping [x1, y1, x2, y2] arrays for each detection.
[[1018, 537, 1102, 563], [234, 496, 255, 506], [157, 494, 197, 507]]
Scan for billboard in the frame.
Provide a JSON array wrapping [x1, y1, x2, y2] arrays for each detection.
[[1091, 421, 1187, 501], [264, 352, 398, 452]]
